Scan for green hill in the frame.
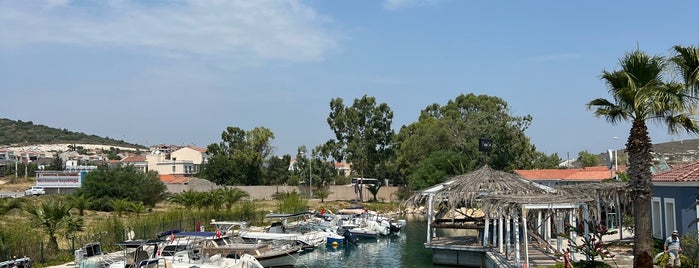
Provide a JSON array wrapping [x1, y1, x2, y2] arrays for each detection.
[[0, 118, 146, 149]]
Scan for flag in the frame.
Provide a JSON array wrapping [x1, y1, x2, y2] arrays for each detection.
[[215, 228, 221, 239], [170, 231, 175, 244], [320, 208, 325, 215]]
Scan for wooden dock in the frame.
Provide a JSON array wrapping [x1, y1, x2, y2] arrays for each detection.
[[426, 236, 563, 267]]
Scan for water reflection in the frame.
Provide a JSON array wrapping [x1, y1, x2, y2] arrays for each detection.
[[295, 215, 454, 268]]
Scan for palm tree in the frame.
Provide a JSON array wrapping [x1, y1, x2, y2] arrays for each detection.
[[220, 187, 249, 211], [130, 202, 146, 217], [366, 184, 382, 202], [0, 197, 23, 216], [110, 198, 132, 217], [24, 199, 75, 252], [671, 45, 699, 93], [588, 49, 699, 267], [168, 190, 200, 210], [67, 193, 92, 216], [314, 187, 330, 203]]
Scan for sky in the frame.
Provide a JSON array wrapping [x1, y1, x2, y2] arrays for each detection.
[[1, 0, 699, 160]]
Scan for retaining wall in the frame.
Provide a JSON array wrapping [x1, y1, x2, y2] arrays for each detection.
[[166, 183, 401, 202]]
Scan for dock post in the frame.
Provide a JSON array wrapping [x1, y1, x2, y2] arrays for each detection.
[[484, 214, 490, 247], [522, 208, 529, 268], [498, 209, 503, 252], [514, 209, 520, 267], [427, 194, 434, 244]]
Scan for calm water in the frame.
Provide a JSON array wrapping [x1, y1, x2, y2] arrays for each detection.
[[294, 215, 453, 268]]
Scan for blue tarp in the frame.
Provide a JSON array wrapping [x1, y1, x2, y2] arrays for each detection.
[[156, 229, 181, 238], [176, 231, 216, 237]]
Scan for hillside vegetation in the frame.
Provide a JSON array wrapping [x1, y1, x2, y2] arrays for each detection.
[[0, 118, 145, 148]]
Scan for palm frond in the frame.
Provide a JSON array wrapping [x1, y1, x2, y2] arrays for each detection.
[[672, 45, 699, 95]]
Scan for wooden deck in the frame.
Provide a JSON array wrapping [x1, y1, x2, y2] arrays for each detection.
[[426, 236, 563, 267]]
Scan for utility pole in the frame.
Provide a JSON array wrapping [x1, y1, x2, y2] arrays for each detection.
[[614, 137, 620, 181]]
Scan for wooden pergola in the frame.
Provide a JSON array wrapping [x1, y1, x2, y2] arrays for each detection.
[[405, 165, 631, 267]]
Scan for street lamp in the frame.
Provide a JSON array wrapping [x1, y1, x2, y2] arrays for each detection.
[[613, 137, 619, 180], [301, 151, 312, 198], [309, 153, 312, 198]]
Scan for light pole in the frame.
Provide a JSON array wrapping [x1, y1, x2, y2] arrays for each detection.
[[613, 137, 619, 180], [301, 151, 312, 198], [309, 156, 312, 198]]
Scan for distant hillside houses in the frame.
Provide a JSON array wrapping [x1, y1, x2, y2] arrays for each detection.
[[1, 143, 354, 187]]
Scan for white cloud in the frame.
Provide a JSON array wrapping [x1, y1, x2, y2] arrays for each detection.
[[383, 0, 440, 11], [0, 0, 338, 63]]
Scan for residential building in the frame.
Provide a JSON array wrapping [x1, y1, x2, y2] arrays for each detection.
[[170, 146, 208, 174], [146, 152, 195, 175], [120, 155, 148, 172], [651, 162, 699, 238]]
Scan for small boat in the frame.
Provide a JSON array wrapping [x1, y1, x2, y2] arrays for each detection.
[[109, 239, 263, 268], [325, 232, 345, 246], [189, 225, 301, 268]]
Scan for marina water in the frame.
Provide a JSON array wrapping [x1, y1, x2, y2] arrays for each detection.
[[295, 215, 452, 268]]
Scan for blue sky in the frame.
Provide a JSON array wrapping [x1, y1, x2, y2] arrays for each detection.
[[2, 0, 698, 160]]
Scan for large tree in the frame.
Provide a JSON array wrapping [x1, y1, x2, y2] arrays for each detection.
[[326, 95, 394, 201], [77, 165, 166, 210], [577, 150, 600, 168], [201, 126, 275, 185], [587, 48, 699, 267], [262, 154, 292, 185], [395, 93, 554, 189]]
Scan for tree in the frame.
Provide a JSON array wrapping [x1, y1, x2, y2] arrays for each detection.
[[24, 199, 80, 252], [327, 95, 394, 201], [168, 190, 200, 210], [366, 184, 382, 202], [314, 187, 330, 203], [138, 171, 167, 208], [201, 126, 275, 185], [67, 194, 92, 216], [130, 202, 146, 217], [262, 155, 292, 185], [577, 150, 600, 168], [77, 165, 166, 211], [0, 198, 23, 216], [407, 150, 471, 190], [396, 93, 543, 189], [110, 198, 131, 217], [47, 153, 63, 170], [219, 187, 249, 211], [587, 48, 699, 267]]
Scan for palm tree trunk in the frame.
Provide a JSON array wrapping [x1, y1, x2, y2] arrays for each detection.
[[627, 119, 654, 267]]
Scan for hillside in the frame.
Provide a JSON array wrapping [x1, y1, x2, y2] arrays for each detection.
[[0, 118, 146, 149]]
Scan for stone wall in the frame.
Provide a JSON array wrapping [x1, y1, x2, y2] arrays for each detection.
[[166, 180, 401, 202]]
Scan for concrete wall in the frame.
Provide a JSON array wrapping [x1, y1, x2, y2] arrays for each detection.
[[166, 183, 401, 202]]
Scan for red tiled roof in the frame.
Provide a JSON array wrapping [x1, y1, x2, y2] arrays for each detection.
[[652, 162, 699, 182], [187, 146, 207, 153], [516, 166, 628, 181], [159, 174, 191, 184], [121, 156, 147, 163]]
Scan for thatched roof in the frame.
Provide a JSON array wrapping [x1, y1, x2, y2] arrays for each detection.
[[405, 165, 564, 213], [554, 181, 630, 206], [404, 166, 633, 217], [440, 165, 558, 208]]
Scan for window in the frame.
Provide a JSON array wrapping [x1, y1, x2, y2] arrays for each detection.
[[664, 198, 676, 237], [652, 197, 662, 239]]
